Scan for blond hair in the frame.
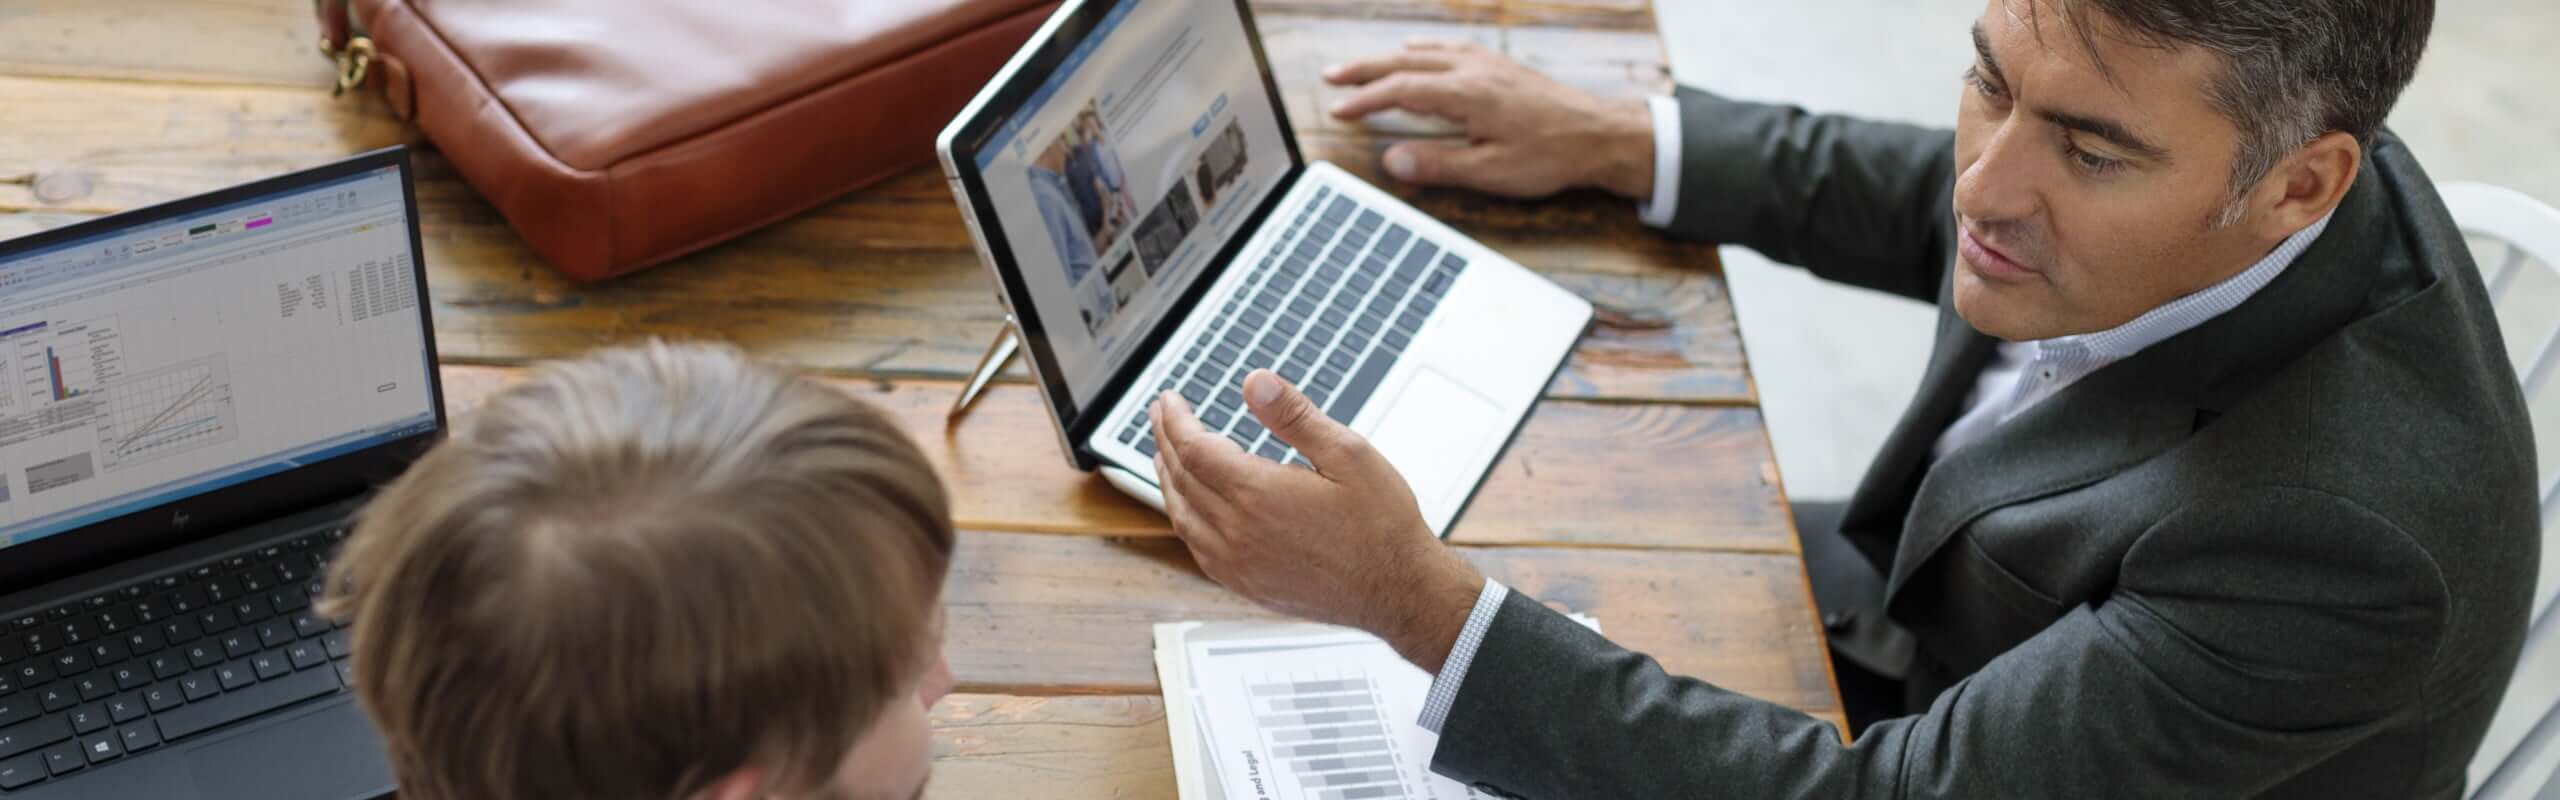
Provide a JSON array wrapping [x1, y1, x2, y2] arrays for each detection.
[[321, 342, 952, 799]]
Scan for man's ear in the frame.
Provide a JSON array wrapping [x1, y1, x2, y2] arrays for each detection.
[[2247, 130, 2361, 239]]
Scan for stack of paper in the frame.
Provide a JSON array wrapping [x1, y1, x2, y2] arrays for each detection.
[[1152, 616, 1597, 800]]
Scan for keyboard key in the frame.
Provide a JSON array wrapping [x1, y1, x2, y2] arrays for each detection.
[[1134, 437, 1156, 458], [142, 684, 181, 713], [73, 676, 110, 702], [1234, 418, 1267, 443], [148, 654, 185, 680], [0, 752, 39, 789], [1238, 306, 1269, 330], [1318, 308, 1349, 330], [48, 651, 85, 677], [83, 639, 125, 667], [1421, 270, 1451, 297], [118, 723, 158, 754], [41, 741, 80, 776], [5, 664, 34, 688], [1324, 350, 1356, 372], [251, 653, 289, 681], [111, 665, 146, 692], [1273, 314, 1303, 337], [215, 663, 255, 692], [18, 631, 49, 657], [219, 633, 256, 660], [178, 672, 220, 701], [232, 600, 271, 625], [1255, 440, 1287, 462], [286, 642, 325, 671], [160, 618, 201, 646], [1201, 405, 1231, 431], [122, 628, 162, 657], [1327, 349, 1397, 427], [0, 714, 68, 759], [155, 664, 337, 742], [78, 734, 120, 765], [194, 608, 235, 635], [36, 686, 73, 712], [269, 588, 310, 615], [0, 698, 32, 728], [1383, 329, 1412, 354], [291, 614, 329, 640], [1355, 209, 1383, 230], [256, 622, 292, 650], [66, 705, 105, 735], [1286, 297, 1317, 318], [1314, 263, 1346, 285], [321, 631, 350, 660], [104, 695, 141, 724]]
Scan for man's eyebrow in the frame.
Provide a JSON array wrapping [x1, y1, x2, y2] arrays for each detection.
[[2038, 108, 2172, 162], [1971, 23, 2007, 85]]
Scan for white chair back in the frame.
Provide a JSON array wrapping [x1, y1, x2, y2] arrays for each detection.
[[2442, 181, 2560, 799]]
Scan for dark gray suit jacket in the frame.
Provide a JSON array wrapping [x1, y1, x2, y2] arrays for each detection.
[[1428, 87, 2543, 798]]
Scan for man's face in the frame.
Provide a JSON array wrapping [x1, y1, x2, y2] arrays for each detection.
[[824, 621, 955, 800], [1950, 0, 2285, 341]]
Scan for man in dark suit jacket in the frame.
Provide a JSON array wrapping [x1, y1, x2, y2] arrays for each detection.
[[1142, 0, 2542, 796]]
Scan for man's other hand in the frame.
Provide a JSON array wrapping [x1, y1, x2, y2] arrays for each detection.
[[1325, 38, 1655, 200], [1150, 369, 1485, 672]]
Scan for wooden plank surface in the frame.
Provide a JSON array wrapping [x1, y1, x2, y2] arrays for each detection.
[[434, 365, 1795, 551], [938, 530, 1837, 709], [0, 0, 1663, 90], [0, 2, 1732, 402], [924, 694, 1844, 799], [0, 73, 1745, 404]]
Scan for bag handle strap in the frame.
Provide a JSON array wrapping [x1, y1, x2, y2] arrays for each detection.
[[314, 0, 376, 97]]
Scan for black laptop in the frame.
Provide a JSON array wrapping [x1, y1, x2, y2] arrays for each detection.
[[0, 148, 441, 798]]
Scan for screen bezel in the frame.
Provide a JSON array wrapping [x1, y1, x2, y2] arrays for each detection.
[[0, 146, 448, 593], [943, 0, 1305, 468]]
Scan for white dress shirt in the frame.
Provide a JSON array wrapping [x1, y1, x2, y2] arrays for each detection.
[[1420, 96, 2333, 733]]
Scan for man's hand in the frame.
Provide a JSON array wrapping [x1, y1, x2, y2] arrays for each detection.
[[1325, 38, 1655, 200], [1151, 369, 1485, 672]]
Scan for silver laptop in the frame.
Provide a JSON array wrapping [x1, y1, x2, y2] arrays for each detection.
[[937, 0, 1591, 535]]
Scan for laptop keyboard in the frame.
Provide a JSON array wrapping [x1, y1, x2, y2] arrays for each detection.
[[1117, 187, 1467, 465], [0, 525, 352, 790]]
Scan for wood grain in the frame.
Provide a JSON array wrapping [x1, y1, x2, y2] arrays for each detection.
[[924, 694, 1844, 799], [0, 0, 1661, 89], [0, 0, 337, 88], [939, 530, 1838, 709], [434, 365, 1795, 551], [0, 75, 1746, 404]]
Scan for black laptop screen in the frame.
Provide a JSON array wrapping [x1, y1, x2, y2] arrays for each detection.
[[0, 165, 439, 551]]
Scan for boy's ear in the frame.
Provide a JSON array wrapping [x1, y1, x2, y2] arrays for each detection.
[[694, 767, 764, 800]]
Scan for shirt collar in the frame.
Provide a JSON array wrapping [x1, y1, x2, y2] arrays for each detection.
[[2036, 211, 2334, 363]]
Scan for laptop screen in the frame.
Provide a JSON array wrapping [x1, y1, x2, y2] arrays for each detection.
[[967, 0, 1293, 408], [0, 165, 438, 551]]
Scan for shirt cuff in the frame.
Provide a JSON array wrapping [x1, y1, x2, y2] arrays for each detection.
[[1416, 578, 1508, 734], [1634, 94, 1682, 229]]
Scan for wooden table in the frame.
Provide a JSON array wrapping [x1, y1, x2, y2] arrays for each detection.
[[0, 0, 1842, 795]]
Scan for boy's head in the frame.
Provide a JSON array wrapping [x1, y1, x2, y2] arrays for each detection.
[[321, 342, 955, 800]]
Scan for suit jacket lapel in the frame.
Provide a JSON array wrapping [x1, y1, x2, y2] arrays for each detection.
[[1883, 341, 2199, 605]]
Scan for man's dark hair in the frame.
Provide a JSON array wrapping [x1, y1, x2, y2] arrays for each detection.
[[2053, 0, 2434, 201]]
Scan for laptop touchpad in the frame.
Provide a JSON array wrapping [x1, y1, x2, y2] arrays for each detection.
[[186, 704, 394, 800], [1367, 367, 1501, 509]]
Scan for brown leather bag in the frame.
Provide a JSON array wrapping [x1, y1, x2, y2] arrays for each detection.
[[319, 0, 1054, 281]]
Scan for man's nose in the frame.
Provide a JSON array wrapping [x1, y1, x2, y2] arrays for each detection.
[[1954, 122, 2042, 225]]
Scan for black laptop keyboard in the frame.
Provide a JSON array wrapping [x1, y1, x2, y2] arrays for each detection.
[[1117, 187, 1467, 465], [0, 525, 352, 790]]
